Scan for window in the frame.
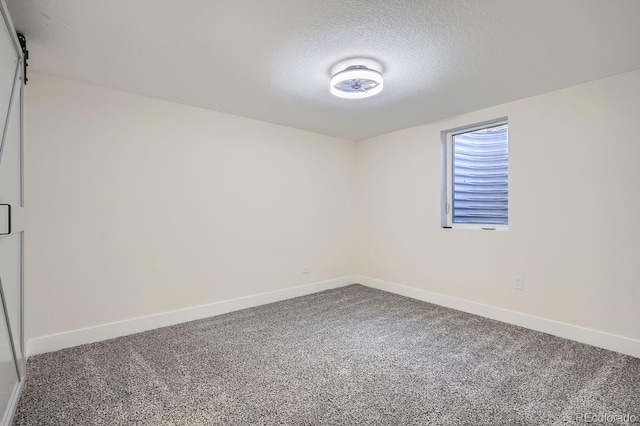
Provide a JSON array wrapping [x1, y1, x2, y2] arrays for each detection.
[[442, 118, 508, 230]]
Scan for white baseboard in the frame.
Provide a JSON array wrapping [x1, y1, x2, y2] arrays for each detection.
[[28, 274, 640, 359], [357, 275, 640, 359], [27, 276, 357, 357]]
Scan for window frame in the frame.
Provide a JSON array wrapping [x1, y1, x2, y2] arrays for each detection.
[[441, 117, 509, 231]]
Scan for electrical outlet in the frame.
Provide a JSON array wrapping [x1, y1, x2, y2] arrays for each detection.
[[513, 275, 524, 291], [301, 267, 311, 274]]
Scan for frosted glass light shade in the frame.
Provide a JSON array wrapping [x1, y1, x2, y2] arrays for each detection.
[[330, 66, 384, 99]]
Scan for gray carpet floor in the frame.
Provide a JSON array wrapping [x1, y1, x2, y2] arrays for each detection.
[[12, 284, 640, 425]]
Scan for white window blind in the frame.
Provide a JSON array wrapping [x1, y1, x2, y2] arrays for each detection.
[[452, 124, 508, 225]]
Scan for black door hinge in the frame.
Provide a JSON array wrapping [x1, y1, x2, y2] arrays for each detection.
[[17, 33, 28, 85]]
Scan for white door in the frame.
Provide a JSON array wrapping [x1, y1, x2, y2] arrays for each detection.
[[0, 1, 24, 424]]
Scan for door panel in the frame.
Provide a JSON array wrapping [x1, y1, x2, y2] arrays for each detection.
[[0, 70, 23, 378], [0, 12, 17, 138], [0, 72, 21, 205], [0, 308, 17, 420], [0, 1, 24, 424], [0, 234, 21, 376]]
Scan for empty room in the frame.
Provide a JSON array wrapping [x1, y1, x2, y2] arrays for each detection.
[[0, 0, 639, 424]]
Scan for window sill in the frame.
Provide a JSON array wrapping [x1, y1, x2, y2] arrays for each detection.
[[444, 224, 508, 231]]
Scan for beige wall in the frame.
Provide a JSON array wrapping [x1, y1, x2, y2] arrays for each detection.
[[25, 73, 356, 340], [25, 69, 640, 346], [355, 69, 640, 340]]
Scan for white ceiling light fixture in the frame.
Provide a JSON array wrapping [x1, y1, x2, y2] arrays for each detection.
[[330, 59, 384, 99]]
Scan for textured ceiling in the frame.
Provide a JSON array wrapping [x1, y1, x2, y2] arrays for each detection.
[[6, 0, 640, 140]]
